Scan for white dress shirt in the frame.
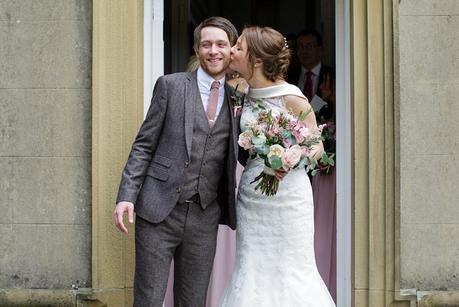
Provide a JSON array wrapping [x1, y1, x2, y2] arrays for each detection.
[[197, 67, 226, 118]]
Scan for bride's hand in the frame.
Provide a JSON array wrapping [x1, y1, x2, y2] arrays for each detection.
[[310, 143, 324, 161], [274, 169, 288, 181]]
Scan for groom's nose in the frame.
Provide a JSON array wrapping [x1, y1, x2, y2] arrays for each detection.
[[209, 43, 218, 54]]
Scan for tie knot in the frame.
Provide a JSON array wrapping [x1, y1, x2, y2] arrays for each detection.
[[306, 70, 313, 78], [211, 81, 220, 90]]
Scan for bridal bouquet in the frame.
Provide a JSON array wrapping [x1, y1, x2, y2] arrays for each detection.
[[238, 108, 326, 196]]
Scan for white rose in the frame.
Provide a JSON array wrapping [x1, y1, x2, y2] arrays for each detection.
[[267, 144, 285, 158]]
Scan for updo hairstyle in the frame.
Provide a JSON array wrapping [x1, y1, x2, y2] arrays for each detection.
[[241, 26, 291, 82]]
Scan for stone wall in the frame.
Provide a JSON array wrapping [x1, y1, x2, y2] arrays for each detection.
[[399, 0, 459, 291], [0, 0, 92, 289]]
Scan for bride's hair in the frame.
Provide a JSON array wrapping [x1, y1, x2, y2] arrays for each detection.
[[242, 26, 291, 82]]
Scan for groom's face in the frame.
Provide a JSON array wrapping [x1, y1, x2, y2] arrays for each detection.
[[196, 26, 232, 80]]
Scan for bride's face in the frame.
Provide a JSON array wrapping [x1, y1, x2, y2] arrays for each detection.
[[230, 36, 250, 78]]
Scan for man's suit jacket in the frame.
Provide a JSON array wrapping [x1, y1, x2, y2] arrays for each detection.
[[116, 70, 238, 229]]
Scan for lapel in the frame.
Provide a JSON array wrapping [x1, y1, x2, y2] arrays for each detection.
[[184, 71, 199, 158], [224, 82, 238, 159]]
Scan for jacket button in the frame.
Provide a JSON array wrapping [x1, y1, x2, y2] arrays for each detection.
[[184, 161, 189, 168], [176, 187, 181, 193]]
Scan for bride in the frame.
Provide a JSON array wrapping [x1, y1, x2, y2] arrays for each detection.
[[219, 26, 336, 307]]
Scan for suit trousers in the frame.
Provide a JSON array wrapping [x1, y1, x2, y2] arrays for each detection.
[[133, 200, 221, 307]]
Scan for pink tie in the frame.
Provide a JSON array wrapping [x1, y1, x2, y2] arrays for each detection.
[[206, 81, 220, 127], [304, 71, 314, 102]]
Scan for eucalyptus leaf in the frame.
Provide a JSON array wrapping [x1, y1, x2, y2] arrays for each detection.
[[268, 156, 282, 169], [252, 136, 266, 146], [255, 144, 270, 155]]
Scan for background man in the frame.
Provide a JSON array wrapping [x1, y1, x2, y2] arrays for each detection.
[[288, 29, 335, 120]]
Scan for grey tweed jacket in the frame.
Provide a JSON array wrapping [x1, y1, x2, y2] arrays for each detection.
[[116, 70, 238, 229]]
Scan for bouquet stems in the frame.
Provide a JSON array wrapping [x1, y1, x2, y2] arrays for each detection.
[[250, 172, 280, 196]]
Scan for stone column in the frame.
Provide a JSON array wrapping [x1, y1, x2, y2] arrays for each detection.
[[90, 0, 143, 305], [351, 0, 415, 306]]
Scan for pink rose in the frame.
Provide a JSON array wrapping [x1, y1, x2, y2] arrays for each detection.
[[238, 130, 254, 150], [272, 126, 281, 135], [282, 145, 303, 170], [292, 129, 304, 144], [299, 126, 312, 138]]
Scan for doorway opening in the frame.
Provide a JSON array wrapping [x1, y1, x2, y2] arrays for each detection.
[[144, 0, 351, 306]]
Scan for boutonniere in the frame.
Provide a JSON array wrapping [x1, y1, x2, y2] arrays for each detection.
[[229, 83, 244, 117]]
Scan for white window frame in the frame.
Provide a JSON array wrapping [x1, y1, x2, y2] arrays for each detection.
[[335, 0, 352, 306], [144, 0, 164, 117]]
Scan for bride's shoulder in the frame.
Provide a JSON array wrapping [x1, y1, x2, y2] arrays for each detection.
[[283, 95, 310, 113], [281, 84, 308, 106], [281, 85, 311, 116]]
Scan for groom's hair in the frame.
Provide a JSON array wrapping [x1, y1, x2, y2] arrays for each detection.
[[193, 17, 238, 52]]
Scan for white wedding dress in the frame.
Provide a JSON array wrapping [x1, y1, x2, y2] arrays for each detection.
[[220, 84, 335, 307]]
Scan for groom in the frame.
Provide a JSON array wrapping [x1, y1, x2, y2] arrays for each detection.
[[114, 17, 238, 307]]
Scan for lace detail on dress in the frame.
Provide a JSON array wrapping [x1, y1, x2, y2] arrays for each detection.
[[220, 84, 335, 307]]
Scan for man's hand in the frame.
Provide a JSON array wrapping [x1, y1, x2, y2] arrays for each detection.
[[114, 201, 135, 234]]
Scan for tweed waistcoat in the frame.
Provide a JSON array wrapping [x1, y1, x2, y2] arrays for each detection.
[[178, 97, 231, 208]]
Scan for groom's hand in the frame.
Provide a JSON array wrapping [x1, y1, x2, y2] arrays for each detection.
[[114, 201, 134, 234]]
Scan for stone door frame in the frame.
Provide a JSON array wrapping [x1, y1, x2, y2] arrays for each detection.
[[91, 1, 417, 306]]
